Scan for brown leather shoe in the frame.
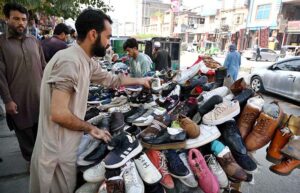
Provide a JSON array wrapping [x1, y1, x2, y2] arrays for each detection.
[[230, 78, 247, 96], [217, 150, 250, 182], [281, 137, 300, 160], [245, 103, 283, 152], [267, 127, 292, 163], [106, 176, 125, 193], [269, 158, 300, 176], [237, 99, 262, 139], [178, 114, 200, 138]]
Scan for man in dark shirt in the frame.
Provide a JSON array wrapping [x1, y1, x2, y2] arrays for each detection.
[[152, 41, 171, 71], [42, 23, 70, 62]]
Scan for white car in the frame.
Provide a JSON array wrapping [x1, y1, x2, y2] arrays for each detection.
[[249, 57, 300, 102], [243, 48, 280, 62]]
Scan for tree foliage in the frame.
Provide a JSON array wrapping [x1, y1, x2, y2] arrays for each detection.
[[0, 0, 112, 19]]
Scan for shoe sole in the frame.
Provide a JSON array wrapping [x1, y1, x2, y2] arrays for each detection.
[[184, 130, 221, 149], [266, 154, 282, 164], [169, 173, 190, 179], [269, 165, 300, 176], [141, 141, 186, 150], [202, 108, 240, 125], [104, 143, 143, 169]]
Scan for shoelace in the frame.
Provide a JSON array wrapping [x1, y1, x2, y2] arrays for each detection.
[[159, 153, 170, 176], [213, 102, 228, 117], [206, 155, 221, 172], [255, 118, 271, 134], [242, 112, 257, 124]]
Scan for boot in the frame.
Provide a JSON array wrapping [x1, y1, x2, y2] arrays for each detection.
[[269, 158, 300, 176], [267, 127, 292, 163], [237, 96, 264, 139], [213, 67, 227, 89], [281, 136, 300, 160], [245, 102, 283, 152]]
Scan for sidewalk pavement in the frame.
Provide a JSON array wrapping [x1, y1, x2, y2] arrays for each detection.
[[0, 101, 29, 193]]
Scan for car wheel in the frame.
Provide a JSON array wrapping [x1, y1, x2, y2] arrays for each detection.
[[251, 76, 264, 92]]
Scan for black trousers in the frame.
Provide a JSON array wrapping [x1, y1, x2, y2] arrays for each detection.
[[14, 123, 38, 161]]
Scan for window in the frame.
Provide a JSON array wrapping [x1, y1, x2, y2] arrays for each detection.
[[276, 59, 300, 72], [256, 4, 271, 20], [260, 49, 268, 52]]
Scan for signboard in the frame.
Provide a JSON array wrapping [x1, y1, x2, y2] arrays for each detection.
[[287, 21, 300, 33]]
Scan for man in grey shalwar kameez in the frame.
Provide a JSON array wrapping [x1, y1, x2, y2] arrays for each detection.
[[30, 9, 151, 193]]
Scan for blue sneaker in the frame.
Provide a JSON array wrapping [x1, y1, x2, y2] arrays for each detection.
[[211, 140, 225, 156], [165, 150, 189, 178]]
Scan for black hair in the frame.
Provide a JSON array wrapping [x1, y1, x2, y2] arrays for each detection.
[[123, 38, 138, 50], [75, 8, 113, 41], [70, 29, 76, 35], [3, 2, 28, 18], [54, 23, 70, 35]]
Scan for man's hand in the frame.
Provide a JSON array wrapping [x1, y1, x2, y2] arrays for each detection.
[[5, 101, 18, 115], [89, 126, 112, 143], [142, 77, 152, 88]]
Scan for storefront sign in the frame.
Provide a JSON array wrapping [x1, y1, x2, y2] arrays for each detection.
[[287, 21, 300, 33]]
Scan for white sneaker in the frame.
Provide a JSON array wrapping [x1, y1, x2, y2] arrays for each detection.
[[173, 61, 202, 84], [134, 152, 162, 184], [121, 161, 144, 193], [178, 152, 198, 188], [198, 86, 229, 102], [202, 100, 240, 125], [132, 109, 154, 126], [75, 182, 101, 193], [205, 154, 229, 188], [108, 104, 131, 113], [185, 124, 221, 149], [83, 161, 106, 183]]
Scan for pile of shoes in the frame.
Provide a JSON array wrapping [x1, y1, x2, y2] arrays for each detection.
[[75, 57, 300, 193]]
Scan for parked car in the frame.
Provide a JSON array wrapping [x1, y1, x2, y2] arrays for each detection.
[[280, 45, 300, 58], [243, 48, 280, 62], [249, 57, 300, 102]]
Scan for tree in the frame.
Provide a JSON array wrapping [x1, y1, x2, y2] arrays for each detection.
[[0, 0, 112, 19]]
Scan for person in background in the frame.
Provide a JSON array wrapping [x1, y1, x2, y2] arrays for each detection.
[[0, 2, 46, 163], [256, 45, 261, 61], [123, 38, 152, 77], [104, 45, 113, 63], [68, 28, 77, 45], [30, 9, 151, 193], [223, 44, 241, 81], [41, 23, 70, 62], [112, 53, 119, 63], [152, 41, 171, 71], [28, 14, 39, 39]]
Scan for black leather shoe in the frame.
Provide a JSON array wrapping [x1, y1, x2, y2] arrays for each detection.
[[231, 150, 257, 172], [143, 128, 186, 144], [218, 120, 247, 155], [233, 88, 254, 108], [162, 82, 177, 97], [198, 95, 223, 117]]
